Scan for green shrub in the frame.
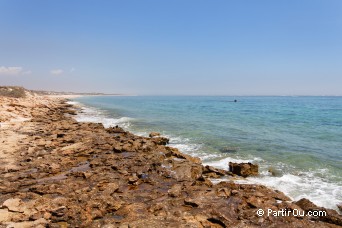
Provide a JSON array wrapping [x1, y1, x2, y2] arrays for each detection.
[[0, 86, 27, 98]]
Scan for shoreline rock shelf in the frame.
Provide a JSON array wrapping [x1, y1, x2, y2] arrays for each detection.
[[0, 94, 341, 227]]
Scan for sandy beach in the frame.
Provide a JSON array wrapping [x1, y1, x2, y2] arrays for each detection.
[[0, 92, 341, 227]]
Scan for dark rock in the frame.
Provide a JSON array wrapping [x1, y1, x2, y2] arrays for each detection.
[[151, 137, 169, 145], [228, 162, 258, 177], [57, 133, 65, 138], [184, 198, 199, 207], [203, 165, 227, 177], [149, 132, 161, 138], [295, 198, 318, 211], [51, 206, 67, 217], [295, 198, 342, 226], [337, 203, 342, 212], [231, 190, 239, 195], [106, 126, 126, 134], [65, 110, 77, 115]]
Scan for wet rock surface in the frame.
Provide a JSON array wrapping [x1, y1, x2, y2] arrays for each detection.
[[0, 96, 341, 227]]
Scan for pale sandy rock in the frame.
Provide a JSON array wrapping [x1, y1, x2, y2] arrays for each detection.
[[60, 142, 83, 151], [2, 198, 23, 213], [5, 218, 48, 228]]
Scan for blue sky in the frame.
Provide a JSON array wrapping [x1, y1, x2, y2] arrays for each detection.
[[0, 0, 341, 95]]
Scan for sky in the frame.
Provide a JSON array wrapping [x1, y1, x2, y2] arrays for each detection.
[[0, 0, 341, 95]]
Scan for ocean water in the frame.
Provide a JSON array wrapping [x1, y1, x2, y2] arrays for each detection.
[[71, 96, 342, 211]]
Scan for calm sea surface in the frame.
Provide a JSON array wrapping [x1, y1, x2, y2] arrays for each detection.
[[72, 96, 342, 210]]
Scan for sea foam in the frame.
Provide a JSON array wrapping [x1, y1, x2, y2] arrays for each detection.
[[68, 99, 342, 212], [67, 101, 133, 129]]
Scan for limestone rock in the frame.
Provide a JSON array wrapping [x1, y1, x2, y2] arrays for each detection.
[[168, 184, 182, 197], [337, 203, 342, 212], [151, 136, 169, 145], [2, 198, 24, 213], [228, 162, 258, 177], [106, 125, 126, 133], [149, 132, 161, 138], [295, 198, 318, 211]]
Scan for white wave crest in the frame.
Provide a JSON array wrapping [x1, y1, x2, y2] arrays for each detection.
[[68, 101, 133, 129]]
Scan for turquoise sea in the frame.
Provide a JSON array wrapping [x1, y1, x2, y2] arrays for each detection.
[[71, 96, 342, 211]]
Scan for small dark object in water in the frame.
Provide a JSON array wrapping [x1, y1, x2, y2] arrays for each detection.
[[234, 100, 237, 102]]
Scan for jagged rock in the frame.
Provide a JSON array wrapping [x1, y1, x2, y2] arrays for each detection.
[[106, 125, 126, 133], [295, 198, 342, 226], [228, 162, 258, 177], [149, 132, 161, 138], [128, 174, 139, 184], [172, 161, 203, 181], [151, 136, 169, 145], [216, 188, 231, 198], [295, 198, 318, 211], [51, 206, 67, 217], [337, 203, 342, 212], [2, 198, 23, 212], [65, 110, 77, 115], [168, 184, 182, 197], [203, 165, 227, 177], [231, 189, 239, 195], [184, 198, 199, 207], [165, 147, 201, 164], [246, 196, 263, 208]]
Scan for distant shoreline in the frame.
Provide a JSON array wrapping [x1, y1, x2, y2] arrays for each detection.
[[46, 94, 134, 99], [31, 90, 124, 97]]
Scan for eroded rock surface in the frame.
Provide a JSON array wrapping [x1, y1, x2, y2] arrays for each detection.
[[0, 95, 341, 227], [229, 162, 259, 177]]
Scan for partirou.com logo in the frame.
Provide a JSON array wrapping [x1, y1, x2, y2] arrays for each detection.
[[256, 208, 326, 217]]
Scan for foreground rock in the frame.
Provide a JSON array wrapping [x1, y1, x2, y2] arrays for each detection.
[[149, 132, 161, 137], [338, 203, 342, 212], [0, 93, 341, 227], [229, 162, 259, 177]]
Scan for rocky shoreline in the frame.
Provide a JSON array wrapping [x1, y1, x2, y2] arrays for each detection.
[[0, 94, 341, 227]]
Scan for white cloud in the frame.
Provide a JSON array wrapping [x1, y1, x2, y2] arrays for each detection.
[[0, 66, 23, 75], [50, 69, 64, 75], [22, 70, 32, 75]]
